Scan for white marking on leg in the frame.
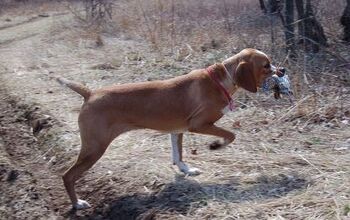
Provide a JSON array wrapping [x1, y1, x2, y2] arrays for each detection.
[[73, 199, 91, 210], [171, 133, 180, 165], [177, 162, 201, 175], [170, 133, 201, 176]]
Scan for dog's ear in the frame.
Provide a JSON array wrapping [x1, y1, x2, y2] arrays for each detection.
[[234, 61, 257, 93]]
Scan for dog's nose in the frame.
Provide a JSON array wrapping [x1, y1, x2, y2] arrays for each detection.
[[276, 67, 285, 77]]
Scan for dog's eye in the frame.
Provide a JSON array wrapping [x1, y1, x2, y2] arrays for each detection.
[[264, 63, 270, 69]]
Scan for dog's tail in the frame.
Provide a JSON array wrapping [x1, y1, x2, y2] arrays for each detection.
[[56, 77, 91, 100]]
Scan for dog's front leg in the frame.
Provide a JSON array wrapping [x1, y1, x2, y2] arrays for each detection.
[[170, 133, 201, 176], [189, 124, 235, 149]]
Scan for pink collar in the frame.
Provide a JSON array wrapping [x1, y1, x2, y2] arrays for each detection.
[[206, 66, 235, 111]]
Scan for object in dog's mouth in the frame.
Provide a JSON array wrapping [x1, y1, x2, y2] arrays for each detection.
[[262, 71, 293, 102]]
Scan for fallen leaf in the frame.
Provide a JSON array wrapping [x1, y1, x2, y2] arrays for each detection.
[[191, 149, 197, 155], [232, 121, 241, 128]]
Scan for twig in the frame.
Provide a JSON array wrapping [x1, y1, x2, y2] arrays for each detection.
[[297, 154, 324, 174], [34, 145, 55, 162], [277, 50, 290, 69], [273, 95, 312, 122], [332, 197, 342, 220], [283, 28, 349, 64]]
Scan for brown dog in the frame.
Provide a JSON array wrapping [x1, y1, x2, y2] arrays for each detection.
[[57, 48, 280, 209]]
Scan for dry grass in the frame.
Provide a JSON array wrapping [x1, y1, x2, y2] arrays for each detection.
[[67, 1, 349, 218], [56, 2, 350, 218], [110, 0, 259, 51], [107, 0, 350, 99], [78, 93, 350, 219], [0, 0, 349, 219]]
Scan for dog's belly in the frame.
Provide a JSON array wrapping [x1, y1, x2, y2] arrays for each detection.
[[127, 115, 190, 132]]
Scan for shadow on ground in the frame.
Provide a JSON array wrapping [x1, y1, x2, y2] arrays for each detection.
[[70, 173, 309, 219]]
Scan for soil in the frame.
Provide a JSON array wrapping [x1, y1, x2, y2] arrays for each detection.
[[0, 5, 349, 220]]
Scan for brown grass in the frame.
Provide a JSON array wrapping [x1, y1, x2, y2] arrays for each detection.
[[0, 0, 349, 219], [58, 2, 349, 219], [63, 2, 349, 218]]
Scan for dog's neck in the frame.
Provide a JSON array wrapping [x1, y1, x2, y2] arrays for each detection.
[[207, 63, 238, 97], [221, 62, 238, 95]]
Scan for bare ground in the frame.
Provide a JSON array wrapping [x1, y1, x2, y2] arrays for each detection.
[[0, 5, 350, 220]]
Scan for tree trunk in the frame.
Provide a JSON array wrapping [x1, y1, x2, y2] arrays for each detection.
[[85, 0, 112, 25], [284, 0, 296, 57], [303, 0, 327, 52], [295, 0, 305, 43], [341, 0, 350, 42], [268, 0, 282, 14], [259, 0, 282, 14], [259, 0, 267, 14]]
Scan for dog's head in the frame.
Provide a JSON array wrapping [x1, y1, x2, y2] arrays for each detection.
[[229, 48, 284, 93]]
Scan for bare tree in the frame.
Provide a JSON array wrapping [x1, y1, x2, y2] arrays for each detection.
[[268, 0, 283, 13], [280, 0, 327, 53], [259, 0, 283, 14], [284, 0, 296, 57], [85, 0, 113, 25], [341, 0, 350, 42], [295, 0, 304, 43], [303, 0, 327, 52], [259, 0, 267, 14]]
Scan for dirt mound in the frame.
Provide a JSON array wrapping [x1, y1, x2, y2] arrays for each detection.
[[0, 88, 75, 219]]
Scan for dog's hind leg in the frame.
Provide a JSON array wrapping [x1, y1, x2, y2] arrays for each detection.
[[62, 139, 110, 209], [62, 123, 127, 210], [170, 133, 201, 176]]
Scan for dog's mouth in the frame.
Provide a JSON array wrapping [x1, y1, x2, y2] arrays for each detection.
[[263, 66, 294, 102]]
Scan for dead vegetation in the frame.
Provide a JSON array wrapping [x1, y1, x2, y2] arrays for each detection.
[[0, 0, 349, 219]]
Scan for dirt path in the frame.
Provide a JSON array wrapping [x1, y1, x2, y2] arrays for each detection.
[[0, 12, 69, 45], [0, 7, 350, 220]]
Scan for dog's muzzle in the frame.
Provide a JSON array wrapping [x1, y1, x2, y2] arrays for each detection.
[[263, 65, 293, 101]]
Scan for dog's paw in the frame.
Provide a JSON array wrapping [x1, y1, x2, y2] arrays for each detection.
[[177, 162, 201, 176], [73, 199, 91, 210], [186, 167, 201, 176], [209, 141, 223, 150]]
